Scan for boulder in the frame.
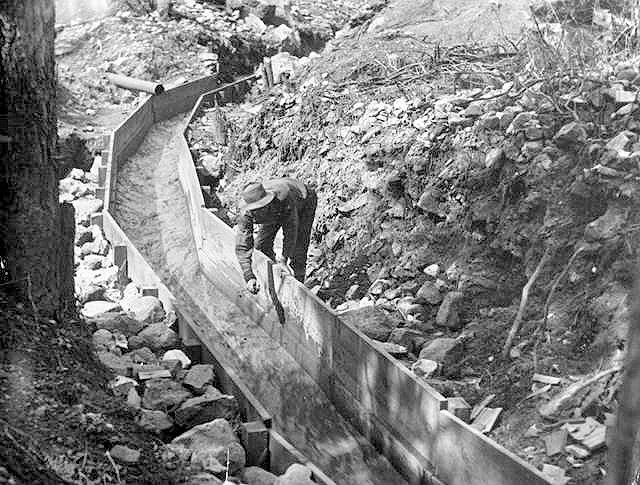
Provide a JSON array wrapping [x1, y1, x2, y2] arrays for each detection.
[[423, 264, 440, 278], [416, 281, 443, 305], [171, 419, 246, 475], [388, 328, 426, 354], [79, 283, 106, 304], [265, 25, 301, 55], [244, 466, 277, 485], [80, 232, 108, 257], [436, 291, 464, 329], [252, 1, 276, 23], [142, 379, 191, 411], [93, 329, 115, 352], [126, 347, 157, 364], [82, 300, 121, 318], [184, 364, 216, 394], [190, 449, 227, 474], [136, 323, 179, 350], [274, 464, 315, 485], [419, 338, 464, 368], [137, 409, 173, 434], [337, 305, 398, 341], [97, 351, 135, 375], [175, 389, 239, 428], [127, 388, 142, 409], [396, 297, 424, 320], [89, 311, 144, 336], [553, 122, 587, 148], [411, 359, 439, 378], [109, 445, 140, 463], [128, 296, 165, 325], [83, 254, 107, 270], [244, 13, 267, 33]]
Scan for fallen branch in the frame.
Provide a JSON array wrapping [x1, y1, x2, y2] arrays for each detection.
[[503, 248, 552, 358], [539, 365, 622, 418]]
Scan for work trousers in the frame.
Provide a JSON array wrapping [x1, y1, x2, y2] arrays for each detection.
[[255, 189, 317, 283]]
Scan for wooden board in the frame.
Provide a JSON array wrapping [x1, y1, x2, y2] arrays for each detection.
[[433, 411, 551, 485]]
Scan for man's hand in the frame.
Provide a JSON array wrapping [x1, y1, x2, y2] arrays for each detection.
[[246, 278, 260, 294]]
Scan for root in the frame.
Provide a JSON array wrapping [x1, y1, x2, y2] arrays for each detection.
[[502, 248, 551, 358]]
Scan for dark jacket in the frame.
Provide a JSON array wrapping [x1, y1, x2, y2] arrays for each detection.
[[235, 178, 309, 282]]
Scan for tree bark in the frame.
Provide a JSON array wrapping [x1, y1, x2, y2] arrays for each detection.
[[0, 1, 64, 316]]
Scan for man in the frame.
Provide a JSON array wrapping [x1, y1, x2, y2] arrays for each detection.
[[235, 178, 317, 294]]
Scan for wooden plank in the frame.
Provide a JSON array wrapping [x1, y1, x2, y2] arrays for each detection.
[[112, 99, 155, 163], [152, 75, 219, 123], [268, 429, 308, 475], [471, 407, 502, 434], [434, 411, 552, 485]]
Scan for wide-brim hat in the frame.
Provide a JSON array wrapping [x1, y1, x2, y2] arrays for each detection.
[[239, 182, 276, 211]]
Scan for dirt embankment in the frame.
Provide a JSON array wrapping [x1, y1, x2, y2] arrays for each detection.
[[187, 1, 640, 482]]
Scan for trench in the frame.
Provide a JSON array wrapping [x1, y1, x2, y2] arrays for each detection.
[[111, 115, 408, 485]]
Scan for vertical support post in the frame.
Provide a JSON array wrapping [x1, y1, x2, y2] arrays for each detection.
[[90, 213, 103, 229], [141, 286, 159, 297], [98, 166, 107, 186], [177, 313, 202, 362], [113, 245, 128, 285], [263, 57, 274, 88], [240, 421, 270, 467]]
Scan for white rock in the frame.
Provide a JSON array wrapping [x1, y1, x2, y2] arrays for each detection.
[[275, 464, 315, 485], [423, 264, 440, 277], [162, 349, 192, 369], [108, 375, 138, 397], [82, 300, 121, 318], [128, 296, 165, 325], [411, 359, 439, 378]]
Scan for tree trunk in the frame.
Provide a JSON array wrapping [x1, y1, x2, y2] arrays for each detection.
[[0, 1, 64, 317]]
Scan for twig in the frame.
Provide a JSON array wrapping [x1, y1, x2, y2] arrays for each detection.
[[105, 451, 122, 484], [80, 441, 88, 472], [503, 248, 552, 358]]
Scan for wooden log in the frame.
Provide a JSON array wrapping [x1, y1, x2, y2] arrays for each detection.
[[106, 73, 165, 95]]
